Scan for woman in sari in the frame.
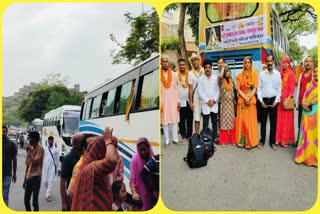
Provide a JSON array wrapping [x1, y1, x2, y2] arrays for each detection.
[[235, 56, 259, 148], [295, 66, 318, 167], [276, 56, 296, 146], [130, 137, 155, 211], [71, 128, 119, 211]]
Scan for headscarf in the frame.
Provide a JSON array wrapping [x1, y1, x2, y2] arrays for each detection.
[[223, 66, 231, 83], [279, 56, 293, 74], [279, 56, 293, 89], [239, 56, 255, 92], [71, 136, 117, 211], [129, 137, 154, 210]]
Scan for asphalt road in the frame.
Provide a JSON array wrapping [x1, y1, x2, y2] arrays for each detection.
[[161, 113, 317, 211], [7, 147, 61, 211]]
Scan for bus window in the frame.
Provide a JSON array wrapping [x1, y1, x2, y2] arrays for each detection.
[[104, 88, 116, 116], [84, 98, 92, 120], [138, 69, 159, 110], [118, 80, 134, 114], [90, 95, 102, 118]]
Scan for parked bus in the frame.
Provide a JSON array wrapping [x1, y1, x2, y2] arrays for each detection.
[[42, 105, 81, 160], [31, 118, 43, 134], [79, 53, 159, 193], [199, 3, 291, 79]]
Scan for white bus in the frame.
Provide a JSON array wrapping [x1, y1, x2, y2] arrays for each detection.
[[79, 54, 159, 192], [42, 105, 81, 160], [31, 118, 43, 134]]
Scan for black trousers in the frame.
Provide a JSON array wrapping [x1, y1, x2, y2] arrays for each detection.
[[24, 176, 41, 211], [260, 97, 278, 145], [297, 104, 303, 141], [179, 102, 193, 139], [203, 112, 218, 140]]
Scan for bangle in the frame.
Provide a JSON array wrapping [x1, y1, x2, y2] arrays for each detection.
[[106, 142, 116, 148]]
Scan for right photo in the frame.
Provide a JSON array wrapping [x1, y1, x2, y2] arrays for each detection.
[[160, 2, 318, 211]]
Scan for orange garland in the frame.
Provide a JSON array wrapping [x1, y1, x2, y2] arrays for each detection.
[[161, 67, 172, 88], [222, 78, 233, 91], [177, 68, 189, 88]]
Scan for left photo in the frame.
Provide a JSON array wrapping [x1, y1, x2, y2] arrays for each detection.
[[2, 3, 159, 211]]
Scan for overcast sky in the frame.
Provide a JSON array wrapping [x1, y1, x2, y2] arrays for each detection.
[[2, 3, 152, 97]]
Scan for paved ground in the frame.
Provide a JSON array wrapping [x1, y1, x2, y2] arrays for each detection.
[[161, 114, 317, 211]]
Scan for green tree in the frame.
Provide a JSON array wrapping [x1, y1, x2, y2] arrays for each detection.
[[109, 8, 159, 65], [3, 107, 23, 126], [289, 40, 307, 63], [275, 3, 317, 40], [18, 85, 73, 122], [308, 46, 318, 65]]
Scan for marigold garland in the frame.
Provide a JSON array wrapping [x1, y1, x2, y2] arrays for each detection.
[[161, 67, 172, 88], [177, 68, 189, 88], [191, 67, 203, 79], [222, 78, 233, 91]]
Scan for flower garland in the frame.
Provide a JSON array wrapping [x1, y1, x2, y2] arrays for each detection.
[[222, 77, 233, 91], [191, 67, 203, 79], [161, 67, 172, 88], [177, 68, 189, 88]]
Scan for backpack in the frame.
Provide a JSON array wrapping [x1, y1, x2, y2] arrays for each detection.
[[183, 134, 208, 168], [200, 127, 216, 158]]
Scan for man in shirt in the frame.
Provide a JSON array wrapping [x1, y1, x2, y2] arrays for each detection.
[[177, 58, 193, 144], [2, 125, 17, 207], [198, 59, 220, 141], [257, 55, 282, 150], [189, 53, 205, 134], [293, 56, 314, 147], [24, 131, 44, 211]]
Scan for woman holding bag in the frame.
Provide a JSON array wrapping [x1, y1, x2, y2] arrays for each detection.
[[275, 56, 296, 147]]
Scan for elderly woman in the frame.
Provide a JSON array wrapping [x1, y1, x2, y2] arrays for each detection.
[[130, 137, 154, 211], [235, 56, 259, 148], [276, 56, 296, 147], [295, 66, 318, 167]]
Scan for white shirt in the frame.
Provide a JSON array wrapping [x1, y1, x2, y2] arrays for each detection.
[[198, 73, 220, 114], [176, 72, 189, 107], [188, 67, 204, 98], [257, 69, 282, 103]]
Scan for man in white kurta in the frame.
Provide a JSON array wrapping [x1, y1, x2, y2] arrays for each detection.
[[42, 136, 60, 202], [198, 59, 220, 141], [161, 54, 180, 147]]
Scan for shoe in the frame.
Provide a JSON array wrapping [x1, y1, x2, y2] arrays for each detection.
[[181, 138, 187, 145], [173, 140, 179, 145], [257, 143, 264, 148], [271, 144, 278, 150], [164, 144, 170, 149]]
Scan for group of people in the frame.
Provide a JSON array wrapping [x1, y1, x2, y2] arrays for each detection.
[[2, 125, 159, 211], [161, 53, 318, 167]]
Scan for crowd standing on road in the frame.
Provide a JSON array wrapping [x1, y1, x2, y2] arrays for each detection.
[[2, 126, 159, 211], [161, 54, 318, 167]]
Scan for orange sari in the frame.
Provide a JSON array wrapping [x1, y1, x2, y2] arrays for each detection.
[[235, 69, 259, 148]]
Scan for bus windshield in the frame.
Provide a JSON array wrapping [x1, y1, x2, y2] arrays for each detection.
[[63, 111, 80, 136], [205, 3, 258, 23]]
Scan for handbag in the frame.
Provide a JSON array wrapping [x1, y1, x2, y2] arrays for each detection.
[[283, 96, 295, 110]]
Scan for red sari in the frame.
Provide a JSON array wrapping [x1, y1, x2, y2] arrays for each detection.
[[276, 57, 296, 146]]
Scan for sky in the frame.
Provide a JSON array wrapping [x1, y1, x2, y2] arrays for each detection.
[[2, 3, 152, 97]]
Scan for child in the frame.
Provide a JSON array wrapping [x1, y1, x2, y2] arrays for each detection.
[[112, 181, 130, 211]]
